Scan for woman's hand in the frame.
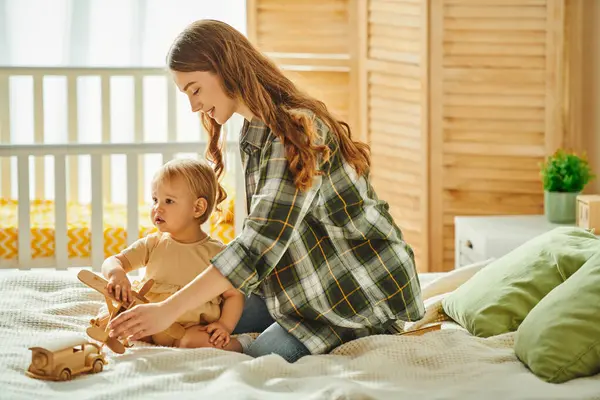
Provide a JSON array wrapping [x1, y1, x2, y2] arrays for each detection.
[[106, 265, 234, 343], [107, 301, 176, 341], [106, 268, 132, 303]]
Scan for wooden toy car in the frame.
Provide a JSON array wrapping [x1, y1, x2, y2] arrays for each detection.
[[26, 336, 107, 381], [77, 270, 185, 353]]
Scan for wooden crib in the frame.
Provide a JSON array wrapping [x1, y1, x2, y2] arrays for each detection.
[[0, 66, 246, 271]]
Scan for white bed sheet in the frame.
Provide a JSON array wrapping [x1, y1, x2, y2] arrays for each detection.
[[1, 269, 599, 400]]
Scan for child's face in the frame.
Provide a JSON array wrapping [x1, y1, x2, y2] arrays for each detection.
[[150, 177, 202, 235]]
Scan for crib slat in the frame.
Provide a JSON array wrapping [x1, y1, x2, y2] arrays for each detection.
[[126, 153, 139, 246], [161, 152, 174, 165], [54, 154, 68, 269], [134, 75, 144, 143], [0, 74, 10, 198], [101, 75, 112, 203], [67, 75, 79, 202], [0, 151, 10, 199], [91, 154, 104, 271], [167, 80, 177, 142], [134, 74, 145, 209], [33, 75, 45, 199], [17, 155, 31, 268]]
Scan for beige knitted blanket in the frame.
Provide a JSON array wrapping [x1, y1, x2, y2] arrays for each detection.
[[1, 267, 599, 400]]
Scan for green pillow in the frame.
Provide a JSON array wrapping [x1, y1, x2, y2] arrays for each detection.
[[442, 226, 600, 337], [515, 252, 600, 383]]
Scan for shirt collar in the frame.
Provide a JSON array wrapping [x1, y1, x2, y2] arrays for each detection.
[[240, 117, 270, 154]]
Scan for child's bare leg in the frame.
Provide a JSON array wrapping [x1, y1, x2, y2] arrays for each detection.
[[138, 336, 154, 344], [175, 326, 242, 352]]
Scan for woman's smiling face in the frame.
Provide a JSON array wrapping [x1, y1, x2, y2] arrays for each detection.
[[171, 70, 238, 125]]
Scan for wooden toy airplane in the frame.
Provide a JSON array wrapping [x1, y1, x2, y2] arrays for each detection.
[[77, 270, 185, 354]]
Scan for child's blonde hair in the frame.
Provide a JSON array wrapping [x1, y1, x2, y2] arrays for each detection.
[[152, 158, 226, 225]]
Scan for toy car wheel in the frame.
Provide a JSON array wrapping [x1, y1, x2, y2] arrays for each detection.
[[92, 359, 103, 373], [59, 369, 71, 381]]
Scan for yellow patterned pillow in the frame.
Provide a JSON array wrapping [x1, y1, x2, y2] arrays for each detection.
[[0, 197, 236, 261]]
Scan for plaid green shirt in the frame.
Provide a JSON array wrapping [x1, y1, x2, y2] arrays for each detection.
[[211, 114, 424, 354]]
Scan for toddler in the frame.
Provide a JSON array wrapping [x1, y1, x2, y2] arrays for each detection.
[[99, 158, 245, 352]]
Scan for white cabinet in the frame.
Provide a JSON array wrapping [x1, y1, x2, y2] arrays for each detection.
[[453, 215, 573, 269]]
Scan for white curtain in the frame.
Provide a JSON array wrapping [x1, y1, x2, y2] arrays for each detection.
[[2, 0, 246, 203]]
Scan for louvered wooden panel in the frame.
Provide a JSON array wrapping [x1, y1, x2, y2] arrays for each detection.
[[365, 0, 428, 272], [430, 0, 566, 271], [255, 0, 349, 54], [581, 0, 600, 194], [282, 70, 350, 122], [247, 0, 357, 131], [249, 0, 578, 273]]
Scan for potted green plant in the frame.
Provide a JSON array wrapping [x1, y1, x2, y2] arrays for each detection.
[[540, 149, 596, 223]]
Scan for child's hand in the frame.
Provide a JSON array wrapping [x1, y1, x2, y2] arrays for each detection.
[[106, 268, 132, 303], [204, 321, 231, 348]]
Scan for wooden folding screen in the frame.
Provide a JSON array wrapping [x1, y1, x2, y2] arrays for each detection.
[[247, 0, 581, 273], [246, 0, 357, 130], [359, 0, 429, 272], [428, 0, 573, 271]]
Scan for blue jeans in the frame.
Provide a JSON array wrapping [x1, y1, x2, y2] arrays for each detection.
[[232, 294, 311, 363]]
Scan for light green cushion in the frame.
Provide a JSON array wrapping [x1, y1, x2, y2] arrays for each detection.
[[515, 252, 600, 383], [442, 226, 600, 337]]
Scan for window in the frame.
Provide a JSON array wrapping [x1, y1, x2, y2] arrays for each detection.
[[1, 0, 246, 204]]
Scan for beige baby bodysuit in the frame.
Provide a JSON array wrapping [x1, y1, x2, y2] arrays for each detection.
[[120, 232, 226, 345]]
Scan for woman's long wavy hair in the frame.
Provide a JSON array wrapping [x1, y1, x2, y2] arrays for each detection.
[[166, 19, 370, 206]]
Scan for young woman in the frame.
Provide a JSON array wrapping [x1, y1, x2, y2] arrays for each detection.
[[108, 19, 425, 363]]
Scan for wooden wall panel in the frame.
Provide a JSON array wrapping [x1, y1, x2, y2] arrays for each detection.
[[248, 0, 581, 273], [247, 0, 357, 131], [430, 0, 567, 272], [582, 0, 600, 194], [282, 70, 350, 122], [365, 0, 429, 272], [254, 0, 350, 54]]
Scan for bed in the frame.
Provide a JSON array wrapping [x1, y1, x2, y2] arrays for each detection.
[[2, 67, 599, 400], [2, 267, 599, 400]]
